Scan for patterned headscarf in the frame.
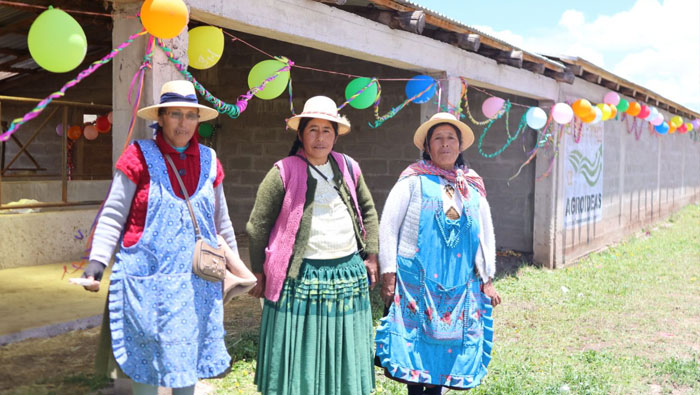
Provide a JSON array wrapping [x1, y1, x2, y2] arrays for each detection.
[[399, 160, 487, 199]]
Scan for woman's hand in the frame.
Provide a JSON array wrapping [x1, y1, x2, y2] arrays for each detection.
[[380, 273, 396, 307], [81, 261, 104, 292], [364, 254, 378, 290], [248, 273, 266, 298], [482, 280, 501, 307]]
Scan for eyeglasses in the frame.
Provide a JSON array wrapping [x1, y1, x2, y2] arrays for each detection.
[[165, 110, 199, 122]]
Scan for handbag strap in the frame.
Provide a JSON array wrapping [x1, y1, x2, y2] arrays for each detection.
[[164, 153, 202, 240], [295, 154, 342, 195]]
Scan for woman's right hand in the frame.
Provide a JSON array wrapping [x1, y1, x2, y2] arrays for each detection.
[[81, 260, 105, 292], [248, 273, 266, 298], [380, 273, 396, 307]]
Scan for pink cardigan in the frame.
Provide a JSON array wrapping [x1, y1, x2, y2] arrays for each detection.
[[263, 151, 364, 301]]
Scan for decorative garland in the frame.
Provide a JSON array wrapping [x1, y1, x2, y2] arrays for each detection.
[[0, 29, 148, 142], [478, 101, 530, 158], [370, 81, 437, 128]]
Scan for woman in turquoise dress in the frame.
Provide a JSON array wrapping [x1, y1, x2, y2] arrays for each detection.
[[375, 112, 501, 394]]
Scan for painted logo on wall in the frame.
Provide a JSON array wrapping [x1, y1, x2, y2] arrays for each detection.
[[564, 123, 604, 228]]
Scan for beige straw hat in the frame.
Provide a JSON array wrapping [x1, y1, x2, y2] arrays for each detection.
[[413, 112, 474, 151], [286, 96, 351, 135]]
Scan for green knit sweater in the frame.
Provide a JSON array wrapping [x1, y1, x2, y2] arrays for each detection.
[[246, 155, 379, 278]]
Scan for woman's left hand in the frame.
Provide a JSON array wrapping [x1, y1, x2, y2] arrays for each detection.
[[482, 280, 501, 307], [364, 254, 378, 290]]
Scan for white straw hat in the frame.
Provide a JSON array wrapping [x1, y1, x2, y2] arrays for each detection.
[[286, 96, 351, 135], [137, 80, 219, 122], [413, 112, 474, 151]]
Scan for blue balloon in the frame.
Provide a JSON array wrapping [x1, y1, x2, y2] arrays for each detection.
[[405, 75, 437, 104], [655, 122, 669, 135]]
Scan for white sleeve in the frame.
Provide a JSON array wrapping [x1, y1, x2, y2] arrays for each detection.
[[378, 178, 413, 274], [474, 195, 496, 282], [214, 183, 240, 257], [88, 171, 136, 266]]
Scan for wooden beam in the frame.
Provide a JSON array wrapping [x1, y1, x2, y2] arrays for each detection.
[[523, 61, 546, 74], [544, 69, 575, 84], [0, 48, 28, 57], [317, 0, 347, 4], [427, 31, 480, 52], [395, 10, 425, 34], [565, 64, 583, 76], [367, 0, 563, 72], [0, 66, 36, 73], [581, 71, 599, 83], [459, 34, 480, 52], [602, 80, 619, 90], [495, 50, 523, 68]]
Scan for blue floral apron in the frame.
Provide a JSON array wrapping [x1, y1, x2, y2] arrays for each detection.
[[375, 174, 493, 389], [107, 139, 231, 387]]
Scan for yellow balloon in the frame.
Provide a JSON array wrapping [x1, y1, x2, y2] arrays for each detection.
[[141, 0, 188, 39], [670, 115, 683, 128], [188, 26, 224, 70], [596, 103, 612, 121], [686, 122, 694, 132]]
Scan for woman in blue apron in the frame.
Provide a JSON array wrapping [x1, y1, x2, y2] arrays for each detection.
[[375, 112, 501, 394], [81, 80, 237, 394]]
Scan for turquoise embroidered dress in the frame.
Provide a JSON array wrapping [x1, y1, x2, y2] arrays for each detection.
[[107, 139, 231, 387], [375, 174, 493, 389]]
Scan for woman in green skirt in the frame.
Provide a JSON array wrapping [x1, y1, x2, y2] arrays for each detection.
[[246, 96, 379, 395]]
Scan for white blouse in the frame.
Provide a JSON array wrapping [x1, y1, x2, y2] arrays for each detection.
[[304, 161, 358, 259]]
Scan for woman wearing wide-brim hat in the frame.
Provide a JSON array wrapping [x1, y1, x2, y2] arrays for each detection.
[[246, 96, 379, 394], [80, 80, 243, 394], [374, 112, 501, 394]]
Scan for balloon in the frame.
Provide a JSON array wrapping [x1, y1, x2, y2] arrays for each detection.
[[603, 91, 620, 106], [56, 124, 63, 137], [405, 75, 436, 104], [637, 105, 650, 119], [651, 113, 664, 126], [551, 103, 574, 124], [655, 122, 669, 135], [67, 125, 82, 140], [344, 77, 378, 110], [198, 123, 214, 138], [572, 99, 593, 118], [481, 96, 505, 119], [95, 116, 111, 133], [616, 98, 629, 113], [644, 107, 658, 122], [626, 102, 641, 116], [248, 59, 291, 100], [670, 116, 683, 128], [188, 26, 224, 70], [84, 125, 98, 140], [685, 122, 693, 132], [27, 6, 87, 73], [581, 109, 596, 123], [140, 0, 188, 39], [692, 119, 700, 130], [525, 107, 547, 129], [107, 111, 113, 124], [668, 124, 676, 134], [591, 107, 603, 124], [596, 103, 612, 121], [678, 123, 688, 134], [609, 104, 617, 119]]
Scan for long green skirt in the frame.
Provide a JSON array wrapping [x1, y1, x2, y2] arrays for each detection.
[[255, 253, 375, 395]]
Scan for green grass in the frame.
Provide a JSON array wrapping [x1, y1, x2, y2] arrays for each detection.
[[211, 203, 700, 394]]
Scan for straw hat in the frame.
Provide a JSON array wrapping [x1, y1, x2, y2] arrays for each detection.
[[286, 96, 351, 135], [413, 112, 474, 151], [137, 80, 219, 122]]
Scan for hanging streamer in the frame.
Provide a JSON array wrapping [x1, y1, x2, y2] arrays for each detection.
[[0, 29, 148, 142], [156, 39, 294, 119], [369, 81, 437, 128]]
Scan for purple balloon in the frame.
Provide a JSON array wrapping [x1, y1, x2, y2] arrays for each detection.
[[56, 124, 63, 137], [692, 119, 700, 130]]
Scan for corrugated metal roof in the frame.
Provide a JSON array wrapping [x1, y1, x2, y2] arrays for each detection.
[[391, 0, 565, 69], [0, 33, 28, 50], [0, 6, 32, 26]]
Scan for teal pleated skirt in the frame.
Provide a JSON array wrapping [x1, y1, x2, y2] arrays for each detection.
[[254, 253, 375, 395]]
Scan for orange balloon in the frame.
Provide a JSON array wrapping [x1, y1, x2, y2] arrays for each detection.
[[67, 125, 82, 140], [581, 109, 596, 123], [140, 0, 188, 39], [572, 99, 593, 118], [609, 104, 617, 119], [668, 124, 676, 134], [626, 102, 641, 116]]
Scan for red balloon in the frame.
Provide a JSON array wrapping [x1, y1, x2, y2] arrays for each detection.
[[95, 116, 111, 133], [677, 124, 688, 133], [637, 105, 650, 119], [66, 125, 82, 140]]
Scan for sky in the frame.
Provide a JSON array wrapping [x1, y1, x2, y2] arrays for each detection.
[[412, 0, 700, 113]]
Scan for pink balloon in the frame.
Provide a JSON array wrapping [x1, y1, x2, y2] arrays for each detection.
[[84, 125, 99, 140], [651, 113, 664, 126], [56, 124, 63, 137], [482, 96, 505, 119], [551, 103, 574, 124], [603, 91, 620, 106], [107, 111, 113, 124]]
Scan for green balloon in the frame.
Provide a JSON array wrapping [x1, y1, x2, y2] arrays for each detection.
[[27, 6, 87, 73], [198, 123, 214, 138], [247, 59, 291, 100], [616, 98, 629, 113], [344, 77, 378, 110]]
